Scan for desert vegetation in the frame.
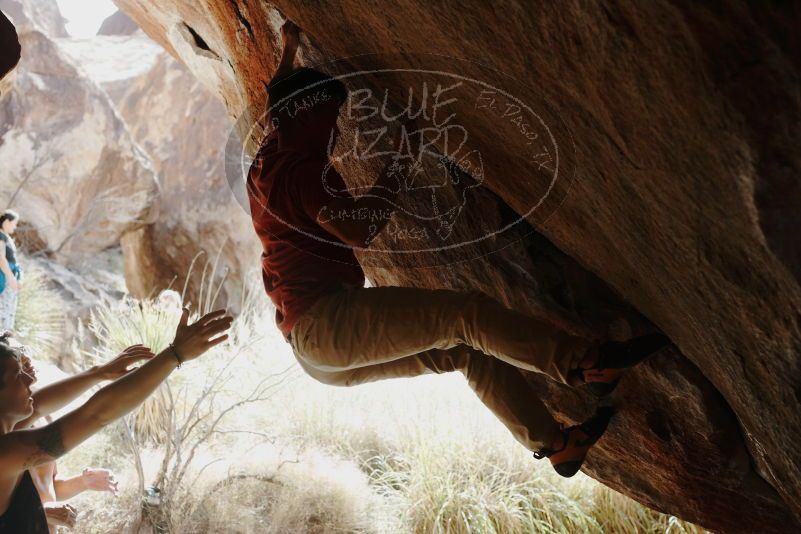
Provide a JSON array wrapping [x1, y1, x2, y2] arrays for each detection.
[[18, 261, 706, 534]]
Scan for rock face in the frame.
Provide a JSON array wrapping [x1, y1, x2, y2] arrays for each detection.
[[0, 0, 158, 267], [58, 33, 261, 310], [97, 9, 138, 36], [114, 1, 801, 532], [112, 52, 259, 310], [5, 0, 258, 312], [0, 0, 66, 39], [0, 1, 152, 363], [54, 33, 162, 103], [22, 249, 130, 366]]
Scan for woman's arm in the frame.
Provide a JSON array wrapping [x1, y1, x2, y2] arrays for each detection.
[[54, 468, 117, 500], [14, 346, 155, 430], [0, 308, 231, 473], [53, 474, 85, 500]]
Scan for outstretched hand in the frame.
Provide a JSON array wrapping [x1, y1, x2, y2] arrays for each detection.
[[171, 308, 233, 363], [95, 345, 156, 381], [45, 503, 78, 529], [82, 467, 119, 495]]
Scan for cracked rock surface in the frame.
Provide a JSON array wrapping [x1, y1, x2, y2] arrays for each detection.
[[105, 2, 801, 531]]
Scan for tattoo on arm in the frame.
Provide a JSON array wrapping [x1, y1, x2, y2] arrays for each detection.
[[21, 424, 66, 468]]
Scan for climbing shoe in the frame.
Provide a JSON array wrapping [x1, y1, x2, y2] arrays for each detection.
[[574, 332, 671, 397], [532, 406, 614, 478]]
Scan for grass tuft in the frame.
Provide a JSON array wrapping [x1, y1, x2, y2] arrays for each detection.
[[15, 260, 67, 357]]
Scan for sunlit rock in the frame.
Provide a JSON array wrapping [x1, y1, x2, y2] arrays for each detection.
[[59, 31, 261, 310], [97, 9, 137, 37], [0, 12, 157, 265]]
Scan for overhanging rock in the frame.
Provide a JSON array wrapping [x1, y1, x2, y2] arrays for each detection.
[[113, 1, 801, 531]]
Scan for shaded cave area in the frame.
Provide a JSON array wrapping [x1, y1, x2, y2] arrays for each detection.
[[3, 1, 801, 532]]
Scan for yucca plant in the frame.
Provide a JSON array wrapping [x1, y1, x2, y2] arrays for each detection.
[[86, 297, 180, 444], [84, 250, 263, 447]]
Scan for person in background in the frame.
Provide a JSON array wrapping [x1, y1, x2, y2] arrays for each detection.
[[0, 210, 23, 332], [14, 351, 119, 533], [0, 308, 232, 533], [31, 417, 118, 533]]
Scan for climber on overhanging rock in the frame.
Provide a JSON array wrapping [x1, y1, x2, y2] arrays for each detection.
[[0, 9, 21, 82], [247, 20, 672, 478]]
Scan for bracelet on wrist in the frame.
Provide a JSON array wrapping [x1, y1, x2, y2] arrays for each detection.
[[168, 343, 183, 368]]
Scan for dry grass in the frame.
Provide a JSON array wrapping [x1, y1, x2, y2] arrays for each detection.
[[52, 290, 707, 534], [14, 258, 67, 356], [85, 298, 180, 444]]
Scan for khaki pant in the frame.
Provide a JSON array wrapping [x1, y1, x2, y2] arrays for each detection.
[[289, 285, 594, 450]]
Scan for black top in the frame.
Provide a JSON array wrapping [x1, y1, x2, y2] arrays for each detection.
[[0, 232, 15, 265], [0, 471, 48, 533]]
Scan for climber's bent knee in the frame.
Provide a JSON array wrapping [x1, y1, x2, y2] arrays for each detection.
[[294, 354, 356, 387]]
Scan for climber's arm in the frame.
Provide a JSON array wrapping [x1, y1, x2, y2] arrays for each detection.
[[274, 20, 300, 82]]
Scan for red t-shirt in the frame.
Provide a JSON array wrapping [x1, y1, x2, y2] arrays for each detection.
[[246, 129, 365, 339]]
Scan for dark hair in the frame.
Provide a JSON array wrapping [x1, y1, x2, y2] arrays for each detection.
[[0, 209, 18, 228], [0, 332, 22, 385], [0, 331, 21, 356], [267, 67, 348, 123]]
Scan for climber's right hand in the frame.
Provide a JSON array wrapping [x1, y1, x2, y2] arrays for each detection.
[[281, 20, 300, 49]]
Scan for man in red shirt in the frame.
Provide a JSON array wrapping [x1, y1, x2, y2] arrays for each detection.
[[247, 21, 671, 477]]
